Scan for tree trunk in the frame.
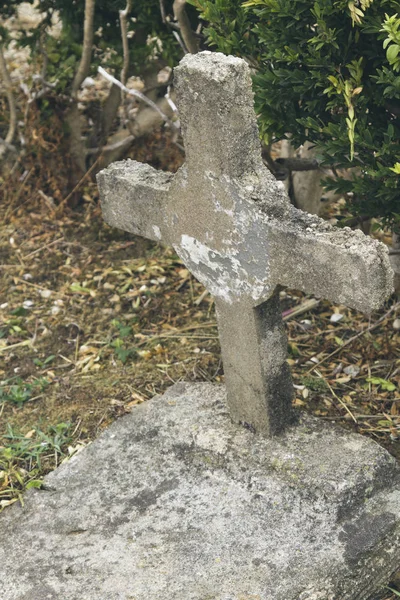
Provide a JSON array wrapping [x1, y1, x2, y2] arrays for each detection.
[[390, 232, 400, 296], [280, 140, 322, 215]]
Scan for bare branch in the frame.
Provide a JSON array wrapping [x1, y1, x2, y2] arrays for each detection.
[[262, 146, 320, 180], [159, 0, 167, 23], [119, 0, 132, 86], [275, 157, 320, 172], [173, 0, 199, 54], [0, 45, 17, 144], [71, 0, 96, 97], [172, 30, 188, 54], [66, 0, 96, 176], [94, 83, 121, 146], [66, 104, 87, 173], [86, 135, 135, 155], [97, 66, 178, 131], [39, 28, 49, 81], [338, 214, 371, 228], [165, 85, 178, 116], [56, 154, 102, 214]]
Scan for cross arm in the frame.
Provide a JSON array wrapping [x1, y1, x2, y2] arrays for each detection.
[[263, 205, 394, 314], [96, 160, 174, 243]]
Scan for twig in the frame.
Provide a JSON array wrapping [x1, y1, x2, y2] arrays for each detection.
[[72, 418, 82, 437], [0, 340, 32, 354], [172, 30, 187, 53], [86, 135, 135, 156], [141, 322, 217, 333], [118, 1, 134, 138], [282, 298, 320, 321], [56, 154, 102, 213], [314, 369, 357, 423], [0, 265, 22, 269], [173, 0, 199, 54], [27, 394, 44, 404], [262, 146, 321, 181], [275, 157, 320, 172], [4, 168, 34, 220], [13, 277, 67, 298], [194, 289, 209, 306], [165, 85, 179, 116], [39, 28, 49, 82], [0, 45, 17, 144], [305, 302, 400, 374], [22, 237, 64, 260], [338, 214, 371, 228], [29, 77, 59, 104], [137, 334, 218, 345]]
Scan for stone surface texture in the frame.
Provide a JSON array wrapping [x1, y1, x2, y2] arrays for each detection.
[[1, 383, 400, 600], [97, 52, 394, 436]]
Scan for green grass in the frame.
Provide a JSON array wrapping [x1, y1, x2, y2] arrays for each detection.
[[0, 422, 73, 510], [0, 376, 50, 407]]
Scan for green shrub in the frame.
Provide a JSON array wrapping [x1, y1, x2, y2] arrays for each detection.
[[190, 0, 400, 230]]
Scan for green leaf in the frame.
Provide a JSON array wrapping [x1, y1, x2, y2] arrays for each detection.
[[387, 44, 400, 62], [114, 348, 134, 364], [43, 355, 56, 365], [118, 327, 132, 338], [11, 307, 28, 317], [366, 377, 396, 391], [70, 283, 92, 294], [111, 338, 123, 348], [26, 480, 43, 490], [242, 0, 265, 6]]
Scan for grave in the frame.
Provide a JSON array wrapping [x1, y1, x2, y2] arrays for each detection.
[[98, 52, 393, 437], [0, 52, 399, 600]]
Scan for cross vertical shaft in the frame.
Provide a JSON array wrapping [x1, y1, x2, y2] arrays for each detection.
[[215, 292, 296, 435]]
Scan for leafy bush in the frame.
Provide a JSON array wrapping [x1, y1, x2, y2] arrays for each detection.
[[189, 0, 400, 230]]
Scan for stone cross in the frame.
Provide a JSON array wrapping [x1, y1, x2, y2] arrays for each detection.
[[97, 52, 393, 437]]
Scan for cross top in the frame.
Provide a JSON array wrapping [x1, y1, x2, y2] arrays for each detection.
[[98, 52, 393, 437]]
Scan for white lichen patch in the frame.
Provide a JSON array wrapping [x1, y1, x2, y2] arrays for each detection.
[[177, 235, 268, 303], [194, 429, 229, 454], [152, 225, 161, 240]]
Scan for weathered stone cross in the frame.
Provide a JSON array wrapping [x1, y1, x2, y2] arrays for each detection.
[[97, 52, 393, 437]]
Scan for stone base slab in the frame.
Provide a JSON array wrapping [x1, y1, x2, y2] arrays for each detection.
[[1, 383, 400, 600]]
